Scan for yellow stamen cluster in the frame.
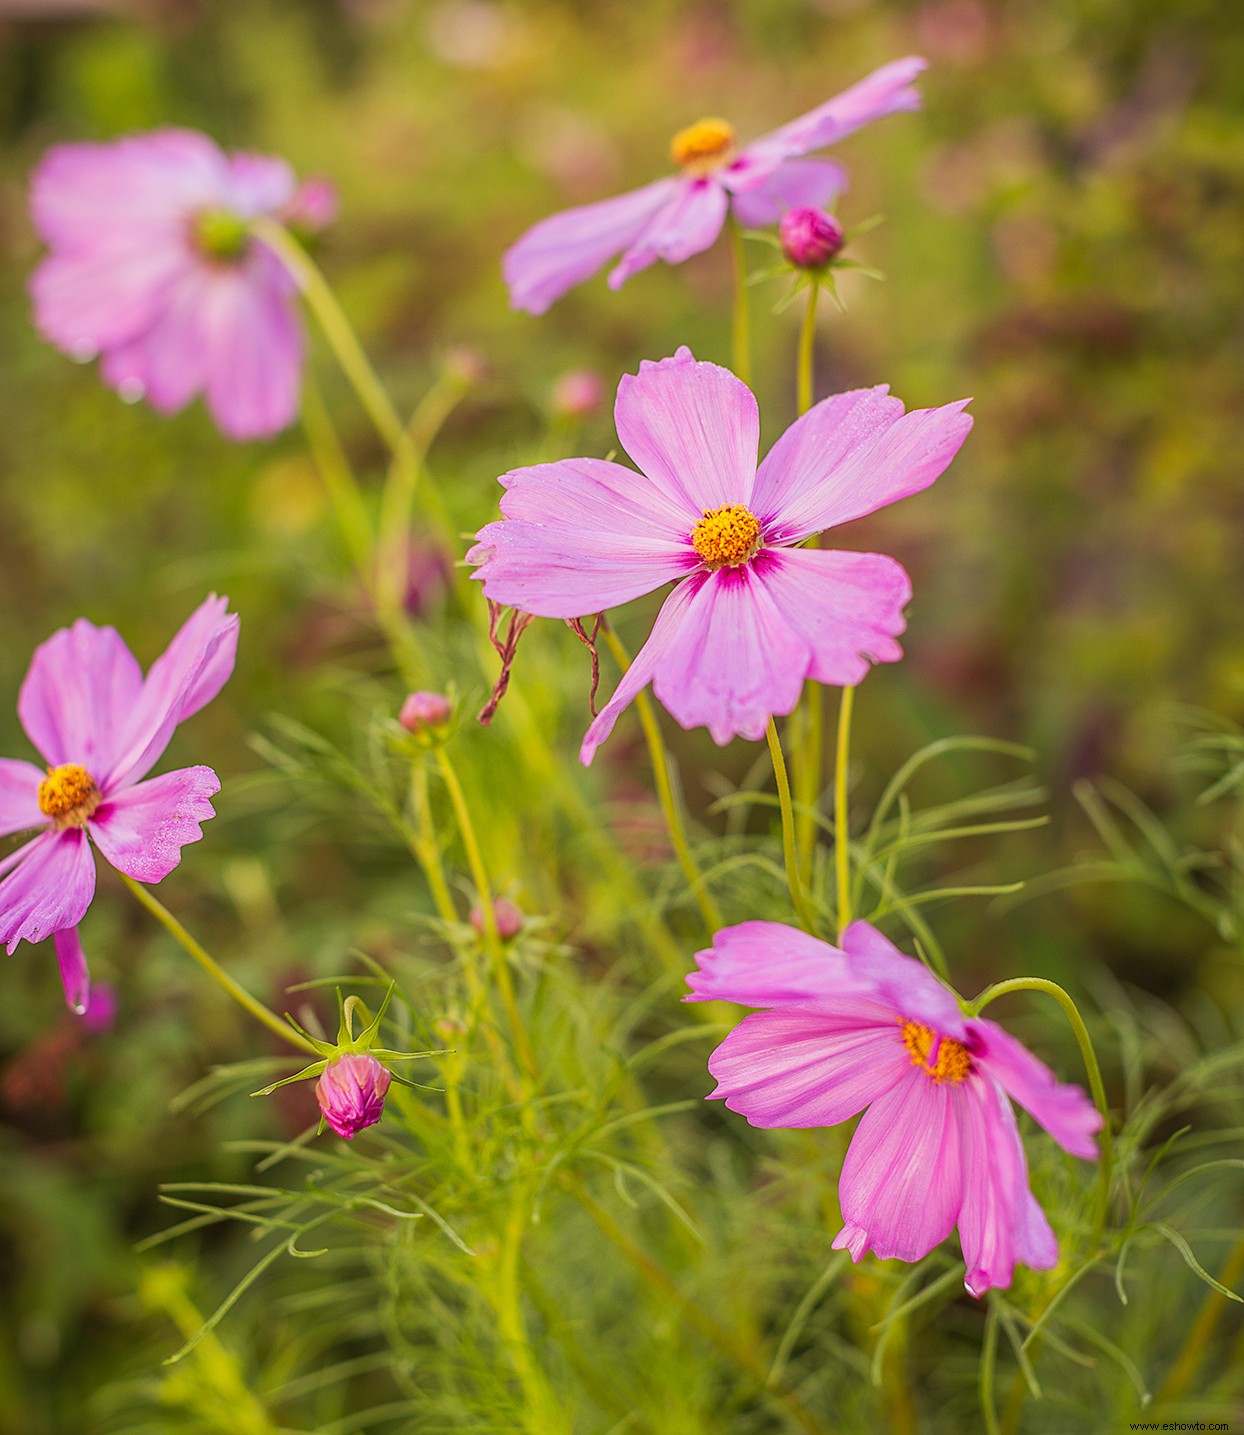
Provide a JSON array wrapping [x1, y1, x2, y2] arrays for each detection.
[[37, 763, 101, 826], [691, 504, 762, 568], [670, 117, 737, 175], [900, 1019, 972, 1084]]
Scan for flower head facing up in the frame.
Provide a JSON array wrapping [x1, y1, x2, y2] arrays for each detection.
[[315, 1053, 392, 1140], [469, 348, 971, 763], [399, 690, 453, 735], [503, 56, 923, 314], [29, 129, 336, 440], [0, 595, 238, 1011], [779, 205, 846, 269], [687, 920, 1102, 1296]]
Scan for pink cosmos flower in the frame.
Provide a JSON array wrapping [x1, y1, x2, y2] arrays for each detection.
[[503, 56, 924, 314], [0, 596, 238, 1012], [29, 129, 334, 440], [688, 920, 1102, 1296], [315, 1053, 392, 1139], [469, 347, 971, 764]]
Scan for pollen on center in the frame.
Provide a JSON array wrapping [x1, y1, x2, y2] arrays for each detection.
[[37, 763, 101, 826], [670, 117, 737, 175], [900, 1018, 972, 1084], [691, 504, 762, 568]]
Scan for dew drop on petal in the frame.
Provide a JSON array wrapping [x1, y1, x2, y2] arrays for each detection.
[[70, 341, 98, 364], [118, 378, 146, 404]]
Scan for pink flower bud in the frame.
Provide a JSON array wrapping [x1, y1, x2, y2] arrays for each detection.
[[470, 897, 524, 940], [315, 1053, 392, 1139], [444, 346, 489, 387], [779, 206, 845, 270], [281, 177, 339, 234], [550, 369, 605, 421], [400, 690, 452, 733]]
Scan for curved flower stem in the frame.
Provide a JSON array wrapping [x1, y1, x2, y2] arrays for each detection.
[[834, 685, 855, 938], [796, 280, 819, 415], [968, 976, 1114, 1236], [600, 626, 723, 933], [300, 371, 374, 576], [119, 874, 318, 1056], [766, 718, 820, 934], [433, 747, 537, 1082], [729, 219, 752, 387]]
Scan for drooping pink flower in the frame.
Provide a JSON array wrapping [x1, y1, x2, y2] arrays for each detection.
[[503, 57, 924, 313], [469, 347, 971, 764], [315, 1052, 392, 1139], [29, 129, 335, 440], [688, 920, 1101, 1296], [0, 596, 238, 1012]]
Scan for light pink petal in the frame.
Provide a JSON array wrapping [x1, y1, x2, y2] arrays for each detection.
[[651, 564, 808, 746], [0, 761, 47, 839], [201, 255, 303, 440], [957, 1079, 1058, 1297], [469, 456, 700, 619], [833, 1066, 963, 1264], [686, 920, 864, 1006], [970, 1018, 1102, 1160], [503, 177, 680, 315], [608, 177, 729, 288], [99, 257, 214, 415], [105, 595, 239, 790], [708, 1008, 907, 1127], [841, 920, 970, 1040], [0, 829, 96, 953], [725, 158, 847, 228], [742, 56, 926, 172], [89, 765, 220, 883], [755, 393, 973, 544], [224, 152, 296, 216], [614, 347, 760, 513], [751, 547, 910, 688], [54, 925, 90, 1015], [580, 575, 704, 766], [18, 619, 143, 773]]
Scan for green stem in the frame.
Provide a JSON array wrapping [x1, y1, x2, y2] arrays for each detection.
[[601, 626, 722, 933], [489, 1194, 568, 1434], [119, 874, 317, 1056], [1157, 1229, 1244, 1404], [969, 977, 1113, 1235], [766, 718, 819, 933], [834, 685, 855, 937], [796, 281, 819, 415], [729, 219, 752, 386], [300, 371, 374, 576]]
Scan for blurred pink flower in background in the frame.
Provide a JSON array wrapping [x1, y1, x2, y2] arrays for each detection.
[[503, 56, 924, 313], [688, 920, 1101, 1295], [0, 595, 238, 1011], [29, 129, 334, 439], [471, 897, 524, 940], [470, 348, 970, 763], [550, 369, 606, 421], [316, 1052, 392, 1138]]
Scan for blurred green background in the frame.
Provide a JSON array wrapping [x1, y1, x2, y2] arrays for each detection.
[[1, 0, 1243, 1430]]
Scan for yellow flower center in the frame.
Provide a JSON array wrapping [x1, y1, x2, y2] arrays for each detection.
[[670, 117, 737, 176], [37, 763, 102, 827], [691, 504, 762, 568], [900, 1019, 972, 1084]]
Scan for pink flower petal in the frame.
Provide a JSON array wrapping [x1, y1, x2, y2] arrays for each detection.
[[469, 456, 700, 619], [0, 829, 96, 953], [105, 595, 239, 790], [751, 547, 910, 688], [608, 177, 729, 288], [833, 1066, 964, 1263], [54, 925, 90, 1014], [754, 392, 972, 544], [970, 1017, 1102, 1160], [957, 1078, 1058, 1296], [614, 347, 760, 515], [0, 760, 47, 839], [503, 177, 680, 315], [685, 920, 858, 1006], [89, 765, 220, 883], [840, 921, 970, 1040], [708, 1008, 907, 1127], [224, 152, 296, 216], [99, 258, 214, 415], [725, 158, 848, 228], [17, 619, 143, 773]]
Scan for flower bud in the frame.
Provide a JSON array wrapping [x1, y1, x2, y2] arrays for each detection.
[[779, 206, 845, 270], [444, 346, 489, 388], [281, 177, 339, 235], [470, 897, 523, 940], [400, 690, 452, 733], [550, 369, 605, 421], [315, 1053, 392, 1139]]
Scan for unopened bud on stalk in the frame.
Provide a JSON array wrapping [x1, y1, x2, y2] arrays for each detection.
[[471, 897, 524, 940], [315, 1052, 392, 1139], [400, 690, 452, 734], [550, 369, 605, 421], [779, 206, 845, 270]]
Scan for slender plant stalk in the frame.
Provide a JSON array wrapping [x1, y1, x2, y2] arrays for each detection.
[[796, 280, 819, 415], [600, 625, 723, 933], [120, 874, 317, 1056], [300, 371, 374, 575], [490, 1194, 568, 1435], [1156, 1229, 1244, 1404], [408, 761, 463, 930], [729, 219, 752, 386], [766, 718, 819, 933], [834, 685, 855, 937]]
